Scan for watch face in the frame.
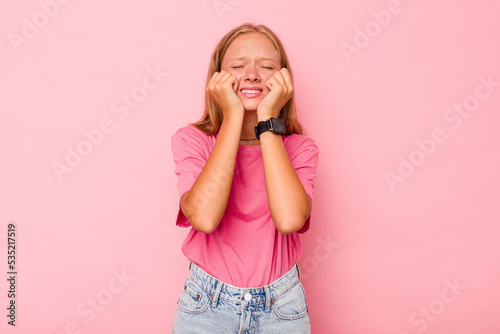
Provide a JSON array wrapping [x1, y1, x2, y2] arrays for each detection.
[[270, 118, 286, 134]]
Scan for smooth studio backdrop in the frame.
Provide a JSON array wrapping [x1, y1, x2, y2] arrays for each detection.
[[1, 0, 499, 333]]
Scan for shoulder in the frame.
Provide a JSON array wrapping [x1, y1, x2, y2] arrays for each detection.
[[282, 134, 319, 155], [172, 124, 213, 145], [172, 124, 208, 139], [171, 124, 216, 155]]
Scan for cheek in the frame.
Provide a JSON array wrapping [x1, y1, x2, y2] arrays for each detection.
[[220, 66, 238, 77], [233, 74, 243, 82], [262, 73, 275, 84]]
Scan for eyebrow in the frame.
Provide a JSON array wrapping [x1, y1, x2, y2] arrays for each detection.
[[232, 56, 278, 62]]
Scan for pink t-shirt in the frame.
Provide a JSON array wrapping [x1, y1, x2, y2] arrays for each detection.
[[171, 124, 319, 288]]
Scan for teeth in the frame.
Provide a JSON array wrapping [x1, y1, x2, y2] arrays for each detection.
[[241, 90, 261, 93]]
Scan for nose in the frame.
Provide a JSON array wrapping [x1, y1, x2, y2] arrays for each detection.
[[244, 65, 260, 82]]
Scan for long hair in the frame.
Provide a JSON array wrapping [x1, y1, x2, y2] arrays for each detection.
[[190, 23, 305, 136]]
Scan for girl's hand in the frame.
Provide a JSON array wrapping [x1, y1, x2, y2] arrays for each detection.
[[206, 70, 244, 118], [257, 68, 294, 118]]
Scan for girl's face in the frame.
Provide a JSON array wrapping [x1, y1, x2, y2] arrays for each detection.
[[220, 32, 281, 112]]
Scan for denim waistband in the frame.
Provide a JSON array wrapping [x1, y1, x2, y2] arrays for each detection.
[[187, 262, 302, 309]]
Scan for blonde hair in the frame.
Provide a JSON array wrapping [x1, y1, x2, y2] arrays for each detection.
[[190, 23, 305, 136]]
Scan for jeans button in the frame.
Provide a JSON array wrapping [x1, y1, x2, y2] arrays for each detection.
[[244, 293, 252, 301]]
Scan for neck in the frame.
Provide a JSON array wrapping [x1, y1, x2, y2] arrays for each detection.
[[240, 110, 259, 140]]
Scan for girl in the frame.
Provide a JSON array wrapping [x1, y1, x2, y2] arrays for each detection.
[[171, 23, 319, 333]]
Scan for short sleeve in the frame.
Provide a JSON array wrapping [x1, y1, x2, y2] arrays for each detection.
[[171, 125, 210, 228], [288, 136, 320, 234]]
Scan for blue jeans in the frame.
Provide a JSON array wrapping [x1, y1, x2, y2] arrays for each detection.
[[172, 261, 311, 333]]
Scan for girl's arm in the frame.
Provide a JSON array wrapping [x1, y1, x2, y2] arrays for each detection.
[[258, 68, 311, 234], [259, 124, 312, 235], [181, 114, 243, 234], [181, 72, 244, 234]]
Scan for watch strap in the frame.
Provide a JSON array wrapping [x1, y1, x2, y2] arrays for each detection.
[[254, 117, 284, 140], [254, 120, 269, 140]]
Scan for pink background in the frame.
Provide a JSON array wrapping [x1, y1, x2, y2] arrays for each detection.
[[1, 1, 499, 333]]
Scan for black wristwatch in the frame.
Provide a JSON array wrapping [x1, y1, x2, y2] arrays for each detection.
[[254, 117, 286, 140]]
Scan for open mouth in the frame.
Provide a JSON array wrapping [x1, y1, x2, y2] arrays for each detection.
[[240, 87, 263, 98], [240, 89, 262, 93]]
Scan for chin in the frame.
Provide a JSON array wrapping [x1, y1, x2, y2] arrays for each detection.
[[243, 103, 259, 112], [242, 101, 262, 112], [243, 106, 258, 112]]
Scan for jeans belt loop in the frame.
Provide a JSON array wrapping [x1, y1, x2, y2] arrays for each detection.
[[211, 281, 223, 308], [264, 285, 272, 312]]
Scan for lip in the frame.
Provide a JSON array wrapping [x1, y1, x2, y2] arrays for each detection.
[[239, 86, 264, 98]]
